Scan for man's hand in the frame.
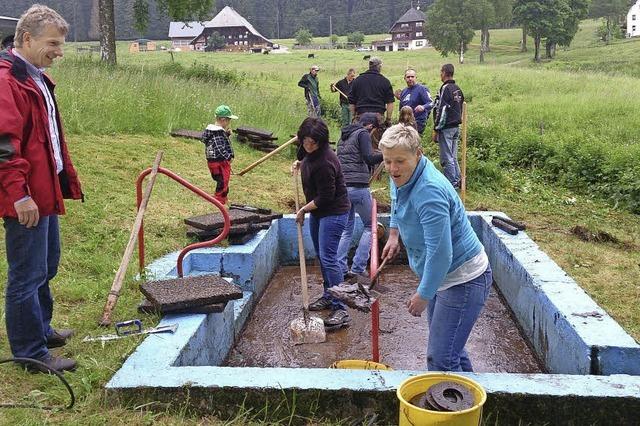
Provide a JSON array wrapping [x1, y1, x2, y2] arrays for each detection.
[[381, 229, 400, 260], [407, 292, 429, 317], [290, 160, 301, 176], [432, 130, 439, 143], [330, 84, 337, 92], [14, 198, 39, 228], [414, 105, 425, 113], [295, 208, 306, 225]]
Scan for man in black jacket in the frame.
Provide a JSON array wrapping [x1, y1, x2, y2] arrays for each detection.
[[331, 68, 356, 126], [433, 63, 464, 188], [348, 57, 394, 126]]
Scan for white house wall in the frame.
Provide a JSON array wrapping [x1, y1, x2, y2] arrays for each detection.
[[628, 2, 640, 37]]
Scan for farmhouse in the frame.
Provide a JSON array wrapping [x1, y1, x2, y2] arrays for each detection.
[[168, 21, 205, 50], [372, 7, 427, 52], [189, 6, 273, 52], [628, 0, 640, 37]]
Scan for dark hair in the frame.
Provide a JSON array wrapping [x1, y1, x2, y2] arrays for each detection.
[[1, 35, 14, 50], [297, 117, 329, 148], [441, 63, 455, 77]]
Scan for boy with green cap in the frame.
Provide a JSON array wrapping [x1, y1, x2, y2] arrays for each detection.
[[201, 105, 238, 204]]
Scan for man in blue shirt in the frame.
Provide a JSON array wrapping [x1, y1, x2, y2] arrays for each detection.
[[394, 68, 433, 134]]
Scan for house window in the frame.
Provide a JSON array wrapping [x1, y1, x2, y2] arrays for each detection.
[[416, 22, 423, 27], [416, 32, 423, 37], [401, 23, 409, 28], [416, 40, 424, 47], [633, 25, 637, 31], [632, 15, 636, 20]]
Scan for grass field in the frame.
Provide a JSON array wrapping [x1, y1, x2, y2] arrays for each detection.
[[0, 19, 639, 424]]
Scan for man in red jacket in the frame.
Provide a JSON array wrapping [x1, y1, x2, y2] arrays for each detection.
[[0, 5, 83, 373]]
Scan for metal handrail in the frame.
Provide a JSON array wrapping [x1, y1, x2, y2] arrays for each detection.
[[370, 198, 380, 362], [136, 167, 230, 278]]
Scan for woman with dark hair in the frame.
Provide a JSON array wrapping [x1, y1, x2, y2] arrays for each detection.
[[292, 118, 352, 330]]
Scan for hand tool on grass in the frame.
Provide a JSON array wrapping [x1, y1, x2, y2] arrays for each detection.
[[99, 151, 163, 327], [83, 319, 177, 342], [289, 169, 326, 345], [237, 136, 297, 176], [327, 256, 389, 312]]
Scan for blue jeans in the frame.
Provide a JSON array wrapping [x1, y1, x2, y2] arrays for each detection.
[[308, 212, 348, 310], [438, 127, 461, 188], [426, 264, 492, 372], [337, 187, 373, 275], [4, 215, 60, 359]]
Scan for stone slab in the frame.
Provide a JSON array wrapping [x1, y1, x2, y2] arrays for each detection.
[[140, 274, 242, 311]]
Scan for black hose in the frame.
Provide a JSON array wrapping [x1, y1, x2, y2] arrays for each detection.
[[0, 357, 75, 410]]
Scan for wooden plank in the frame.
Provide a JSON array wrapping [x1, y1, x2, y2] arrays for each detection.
[[234, 126, 273, 139], [170, 129, 203, 140], [140, 275, 243, 311]]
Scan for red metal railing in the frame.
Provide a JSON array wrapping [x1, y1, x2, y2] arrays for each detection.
[[136, 167, 230, 278], [370, 198, 380, 362]]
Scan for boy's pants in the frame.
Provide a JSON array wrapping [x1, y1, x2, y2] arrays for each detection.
[[208, 160, 231, 205]]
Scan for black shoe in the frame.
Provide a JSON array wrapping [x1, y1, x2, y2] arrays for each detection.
[[24, 354, 77, 374], [324, 309, 351, 330], [309, 296, 333, 312], [46, 329, 74, 349], [343, 272, 356, 281]]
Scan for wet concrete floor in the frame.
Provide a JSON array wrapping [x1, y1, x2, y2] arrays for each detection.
[[226, 265, 543, 372]]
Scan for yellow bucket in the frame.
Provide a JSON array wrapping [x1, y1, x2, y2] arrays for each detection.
[[397, 373, 486, 426], [330, 359, 392, 370]]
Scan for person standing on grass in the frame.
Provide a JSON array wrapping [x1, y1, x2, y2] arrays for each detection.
[[331, 68, 357, 126], [394, 68, 433, 135], [336, 113, 383, 280], [292, 118, 352, 331], [432, 63, 464, 189], [348, 57, 395, 127], [201, 105, 238, 205], [380, 124, 491, 372], [0, 4, 83, 373], [298, 65, 321, 118]]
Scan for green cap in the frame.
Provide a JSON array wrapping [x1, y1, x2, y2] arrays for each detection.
[[215, 105, 238, 119]]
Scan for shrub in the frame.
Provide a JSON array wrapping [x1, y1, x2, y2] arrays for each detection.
[[347, 31, 365, 46], [295, 28, 313, 46]]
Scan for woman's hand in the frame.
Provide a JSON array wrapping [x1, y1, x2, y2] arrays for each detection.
[[407, 292, 428, 317], [291, 160, 301, 175], [295, 208, 306, 225], [381, 228, 400, 260]]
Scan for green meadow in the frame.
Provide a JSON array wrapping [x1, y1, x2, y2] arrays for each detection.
[[0, 19, 639, 424]]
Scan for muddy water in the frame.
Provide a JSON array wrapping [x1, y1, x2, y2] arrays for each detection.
[[226, 265, 543, 372]]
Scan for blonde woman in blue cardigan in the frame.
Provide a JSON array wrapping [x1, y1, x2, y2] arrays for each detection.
[[380, 124, 492, 372]]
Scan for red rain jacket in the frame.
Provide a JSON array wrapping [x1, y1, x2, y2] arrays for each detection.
[[0, 50, 82, 218]]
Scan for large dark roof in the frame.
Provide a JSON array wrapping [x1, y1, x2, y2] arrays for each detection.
[[395, 7, 425, 24]]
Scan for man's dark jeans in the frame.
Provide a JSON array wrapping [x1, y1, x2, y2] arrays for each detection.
[[4, 215, 59, 359]]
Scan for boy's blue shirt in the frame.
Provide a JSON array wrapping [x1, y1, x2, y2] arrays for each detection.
[[389, 156, 482, 299]]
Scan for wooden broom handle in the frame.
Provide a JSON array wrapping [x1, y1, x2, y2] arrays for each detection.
[[238, 136, 298, 176], [99, 152, 163, 326], [293, 170, 310, 312]]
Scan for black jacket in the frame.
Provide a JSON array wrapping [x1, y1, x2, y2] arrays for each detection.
[[297, 144, 350, 218], [434, 79, 464, 130], [348, 70, 394, 114], [337, 124, 383, 187], [334, 77, 352, 105]]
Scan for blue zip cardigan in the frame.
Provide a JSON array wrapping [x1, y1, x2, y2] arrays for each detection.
[[389, 156, 483, 300]]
